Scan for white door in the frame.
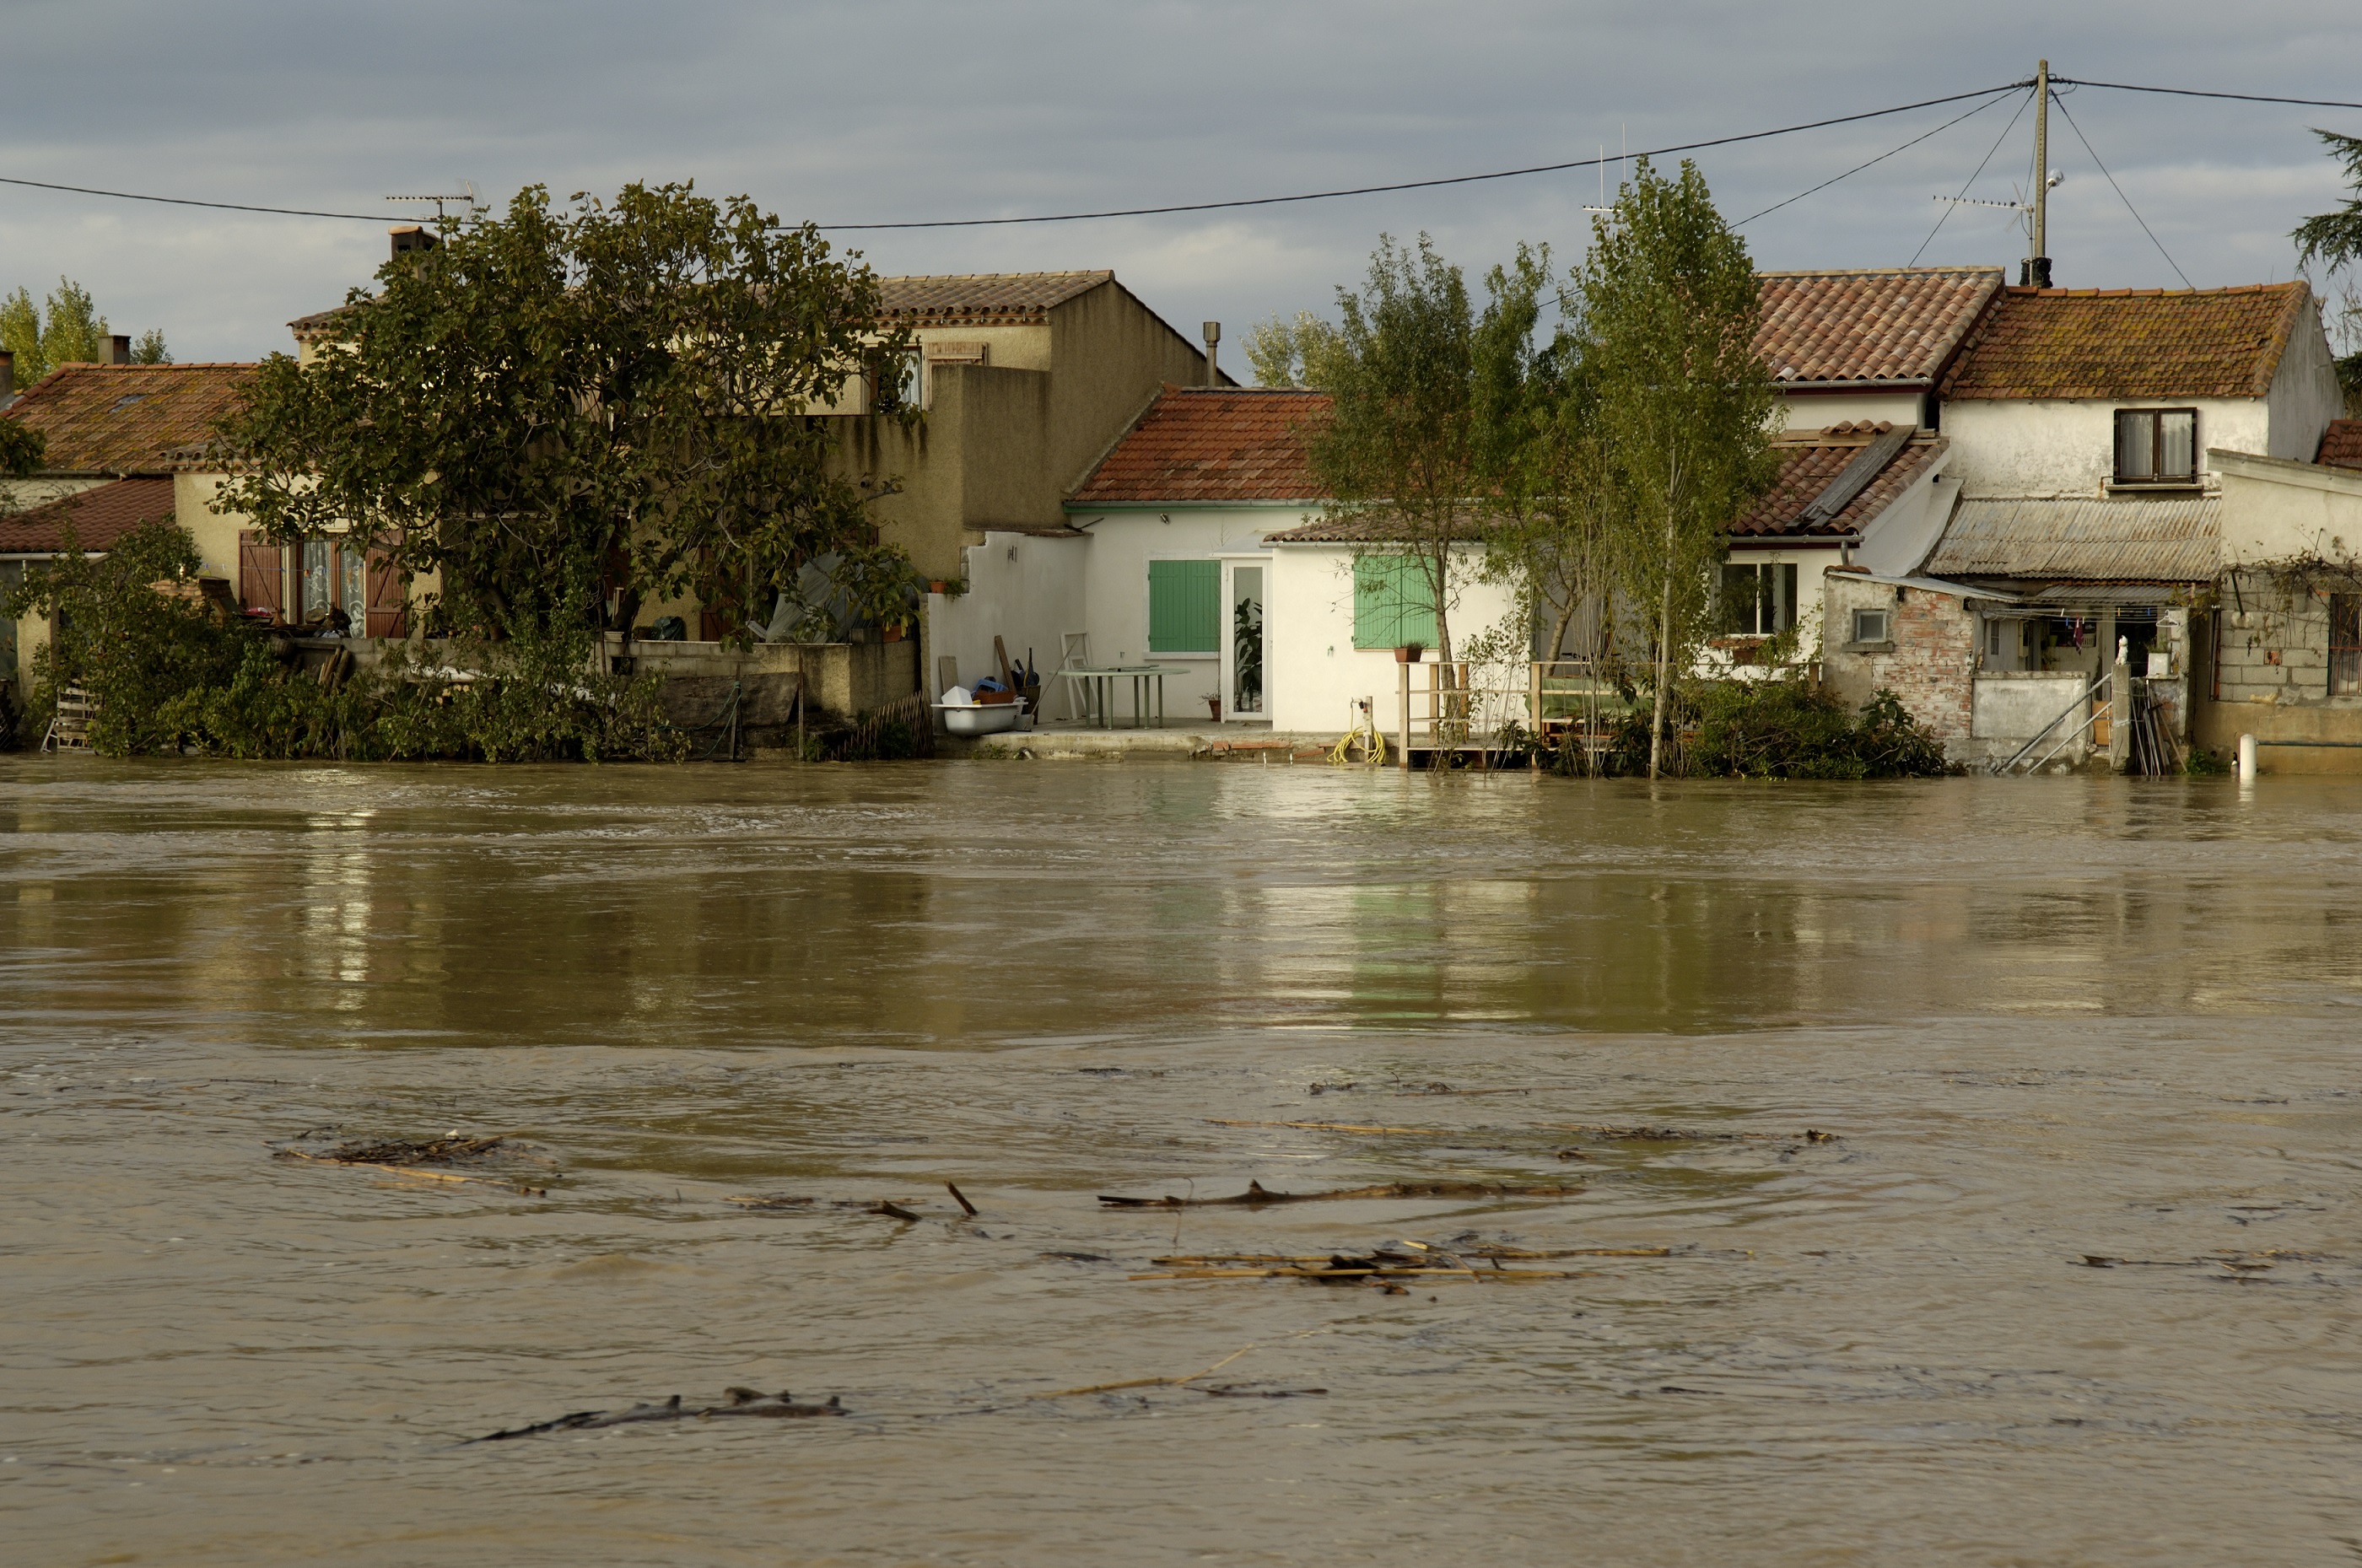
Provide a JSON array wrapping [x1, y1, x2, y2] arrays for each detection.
[[1220, 559, 1268, 722]]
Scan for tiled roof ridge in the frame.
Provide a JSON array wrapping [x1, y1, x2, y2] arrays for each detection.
[[1999, 281, 2305, 299], [1757, 265, 2003, 277]]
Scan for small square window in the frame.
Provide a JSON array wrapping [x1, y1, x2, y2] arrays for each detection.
[[1850, 607, 1890, 644], [2332, 594, 2361, 696], [2114, 408, 2198, 484]]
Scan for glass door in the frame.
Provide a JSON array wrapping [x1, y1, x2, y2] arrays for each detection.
[[1220, 561, 1266, 721]]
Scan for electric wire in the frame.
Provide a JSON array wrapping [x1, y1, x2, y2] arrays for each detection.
[[1733, 87, 2023, 227], [1909, 87, 2036, 266], [2051, 78, 2362, 112], [812, 83, 2033, 230], [0, 173, 385, 222], [2049, 89, 2194, 288]]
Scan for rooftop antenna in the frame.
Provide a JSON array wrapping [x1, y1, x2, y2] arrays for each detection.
[[384, 181, 479, 228], [1584, 144, 1611, 214]]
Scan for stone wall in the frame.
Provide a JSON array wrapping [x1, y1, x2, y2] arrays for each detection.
[[2192, 570, 2362, 768]]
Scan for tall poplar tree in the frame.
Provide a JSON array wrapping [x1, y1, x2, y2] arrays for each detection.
[[1574, 159, 1779, 777]]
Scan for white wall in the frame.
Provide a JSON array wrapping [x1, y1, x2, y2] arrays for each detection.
[[1941, 396, 2269, 496], [1851, 448, 1957, 576], [2266, 298, 2345, 462], [1265, 542, 1521, 735], [1775, 390, 1922, 431], [925, 530, 1087, 699], [2214, 450, 2362, 564]]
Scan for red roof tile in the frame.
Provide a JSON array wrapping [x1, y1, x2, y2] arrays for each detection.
[[1730, 432, 1945, 538], [1070, 387, 1329, 505], [2, 364, 256, 474], [0, 477, 176, 554], [1755, 267, 2003, 385], [2319, 418, 2362, 472], [1942, 283, 2310, 401]]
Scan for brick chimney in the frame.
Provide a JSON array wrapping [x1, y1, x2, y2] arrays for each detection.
[[105, 334, 132, 365], [391, 225, 438, 260]]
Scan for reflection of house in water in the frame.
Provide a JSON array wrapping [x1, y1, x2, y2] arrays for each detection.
[[1814, 280, 2349, 768]]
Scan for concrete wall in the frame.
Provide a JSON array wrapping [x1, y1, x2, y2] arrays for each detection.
[[1972, 671, 2094, 740], [617, 637, 918, 720], [1820, 573, 1976, 751], [1852, 456, 1959, 577], [1941, 396, 2269, 496], [1266, 542, 1520, 736], [926, 530, 1087, 706], [172, 472, 246, 583], [1044, 283, 1214, 493], [2214, 450, 2362, 564]]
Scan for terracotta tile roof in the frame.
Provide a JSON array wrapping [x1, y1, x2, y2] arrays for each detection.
[[1070, 387, 1329, 505], [878, 271, 1112, 325], [1262, 510, 1491, 544], [1923, 495, 2219, 580], [2, 364, 256, 475], [1941, 283, 2310, 401], [1731, 429, 1945, 538], [1755, 267, 2003, 385], [0, 477, 176, 554], [2319, 418, 2362, 471]]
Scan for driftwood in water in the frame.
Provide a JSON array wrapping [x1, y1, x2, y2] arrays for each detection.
[[474, 1387, 844, 1441], [1097, 1178, 1580, 1209]]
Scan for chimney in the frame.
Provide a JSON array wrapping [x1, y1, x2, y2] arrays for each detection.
[[105, 334, 132, 366], [1202, 321, 1221, 387], [0, 349, 13, 403], [391, 225, 439, 261]]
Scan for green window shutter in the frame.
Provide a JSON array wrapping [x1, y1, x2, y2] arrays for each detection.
[[1352, 554, 1437, 649], [1148, 559, 1220, 653]]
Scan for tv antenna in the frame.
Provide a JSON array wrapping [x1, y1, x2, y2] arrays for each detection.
[[384, 183, 479, 225]]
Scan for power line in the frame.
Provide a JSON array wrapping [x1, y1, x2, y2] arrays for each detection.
[[2049, 89, 2192, 288], [812, 82, 2033, 230], [0, 173, 385, 222], [1735, 86, 2025, 228], [2052, 78, 2362, 112], [1910, 89, 2036, 266]]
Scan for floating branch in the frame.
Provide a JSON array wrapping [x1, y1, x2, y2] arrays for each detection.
[[1098, 1179, 1582, 1209], [1204, 1118, 1460, 1136], [473, 1387, 844, 1441]]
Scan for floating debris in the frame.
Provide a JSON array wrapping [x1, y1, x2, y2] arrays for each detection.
[[474, 1387, 844, 1441], [1098, 1179, 1581, 1209], [1131, 1247, 1594, 1285], [272, 1134, 552, 1195], [1205, 1118, 1459, 1137]]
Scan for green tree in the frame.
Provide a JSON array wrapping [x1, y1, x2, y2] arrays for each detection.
[[2294, 130, 2362, 410], [1307, 234, 1546, 667], [217, 181, 911, 651], [1572, 159, 1780, 778], [1, 279, 169, 382], [1243, 310, 1345, 388]]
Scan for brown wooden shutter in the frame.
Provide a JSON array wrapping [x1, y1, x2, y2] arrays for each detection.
[[237, 531, 283, 620], [364, 548, 407, 638]]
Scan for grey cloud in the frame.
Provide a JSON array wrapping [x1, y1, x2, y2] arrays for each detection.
[[2, 1, 2357, 365]]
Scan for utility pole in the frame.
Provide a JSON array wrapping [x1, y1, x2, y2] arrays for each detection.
[[2027, 59, 2052, 288]]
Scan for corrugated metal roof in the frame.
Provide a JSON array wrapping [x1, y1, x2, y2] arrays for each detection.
[[1923, 496, 2219, 582]]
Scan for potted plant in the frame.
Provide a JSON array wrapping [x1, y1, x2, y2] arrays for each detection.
[[1394, 642, 1425, 664], [1205, 692, 1222, 722]]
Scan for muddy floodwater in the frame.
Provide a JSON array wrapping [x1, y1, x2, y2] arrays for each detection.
[[5, 758, 2362, 1565]]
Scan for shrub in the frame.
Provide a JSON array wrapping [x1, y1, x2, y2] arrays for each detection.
[[1689, 678, 1952, 779]]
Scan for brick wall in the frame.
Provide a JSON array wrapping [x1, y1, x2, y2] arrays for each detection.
[[2214, 572, 2337, 705], [1822, 574, 1976, 746]]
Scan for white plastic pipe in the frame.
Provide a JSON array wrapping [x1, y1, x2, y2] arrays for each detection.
[[2237, 733, 2257, 784]]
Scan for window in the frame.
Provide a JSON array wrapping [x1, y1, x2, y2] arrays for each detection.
[[2332, 595, 2362, 696], [1849, 607, 1891, 645], [1351, 553, 1438, 650], [2114, 408, 2198, 485], [871, 349, 921, 413], [1721, 561, 1797, 634], [298, 538, 369, 629], [1147, 559, 1221, 654]]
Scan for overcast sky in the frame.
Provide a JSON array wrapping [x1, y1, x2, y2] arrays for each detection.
[[3, 0, 2358, 370]]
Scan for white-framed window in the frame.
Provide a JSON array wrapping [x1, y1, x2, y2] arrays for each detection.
[[1849, 607, 1891, 645], [1721, 560, 1797, 634], [871, 348, 922, 413]]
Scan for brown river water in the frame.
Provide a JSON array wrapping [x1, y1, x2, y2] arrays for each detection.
[[3, 757, 2360, 1566]]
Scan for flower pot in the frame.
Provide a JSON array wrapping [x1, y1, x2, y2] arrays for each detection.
[[882, 625, 904, 643], [927, 580, 948, 595], [1394, 644, 1424, 664], [1208, 697, 1222, 722]]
